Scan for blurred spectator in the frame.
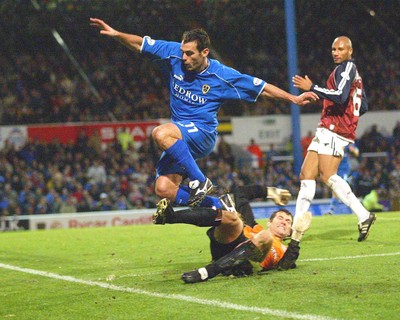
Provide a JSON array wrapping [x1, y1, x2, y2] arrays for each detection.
[[75, 130, 89, 153], [359, 124, 386, 152], [52, 195, 63, 214], [362, 189, 384, 212], [96, 192, 113, 211], [35, 196, 50, 214], [60, 195, 78, 214], [353, 165, 375, 198], [266, 143, 279, 162], [217, 135, 235, 168], [87, 158, 107, 185], [113, 194, 133, 210], [247, 138, 263, 169], [393, 121, 400, 140], [117, 127, 135, 153], [87, 129, 103, 156], [77, 191, 94, 213]]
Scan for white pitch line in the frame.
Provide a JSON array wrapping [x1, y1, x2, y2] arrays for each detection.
[[118, 251, 400, 278], [0, 262, 340, 320], [300, 251, 400, 262]]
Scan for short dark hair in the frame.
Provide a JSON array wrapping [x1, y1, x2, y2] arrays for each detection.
[[182, 28, 210, 52], [270, 208, 293, 225]]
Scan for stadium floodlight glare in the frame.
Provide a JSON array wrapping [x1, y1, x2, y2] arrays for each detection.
[[30, 0, 117, 121], [50, 29, 102, 102]]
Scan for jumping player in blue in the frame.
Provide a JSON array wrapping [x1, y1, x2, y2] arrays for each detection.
[[90, 18, 318, 207]]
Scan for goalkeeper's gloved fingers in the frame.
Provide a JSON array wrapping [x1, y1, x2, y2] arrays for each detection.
[[267, 187, 292, 206]]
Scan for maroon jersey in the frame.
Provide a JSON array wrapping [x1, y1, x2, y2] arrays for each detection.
[[311, 60, 368, 141]]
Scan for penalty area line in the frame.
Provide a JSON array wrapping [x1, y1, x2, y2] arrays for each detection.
[[0, 262, 340, 320]]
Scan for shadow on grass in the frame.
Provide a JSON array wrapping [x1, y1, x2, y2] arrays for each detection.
[[306, 228, 355, 241]]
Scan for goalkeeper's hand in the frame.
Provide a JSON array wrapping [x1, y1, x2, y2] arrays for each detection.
[[291, 211, 312, 241], [267, 187, 291, 206]]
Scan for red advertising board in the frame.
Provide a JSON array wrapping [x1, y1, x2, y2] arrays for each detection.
[[27, 121, 160, 144]]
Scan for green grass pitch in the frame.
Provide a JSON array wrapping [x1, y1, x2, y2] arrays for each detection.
[[1, 211, 399, 320]]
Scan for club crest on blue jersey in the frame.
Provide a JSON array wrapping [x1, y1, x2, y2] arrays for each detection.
[[253, 78, 262, 86], [145, 36, 155, 46], [202, 84, 210, 94]]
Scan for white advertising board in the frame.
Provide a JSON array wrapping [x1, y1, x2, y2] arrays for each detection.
[[231, 110, 399, 149], [25, 210, 153, 230]]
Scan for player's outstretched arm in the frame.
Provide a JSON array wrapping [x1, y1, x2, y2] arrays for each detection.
[[90, 18, 143, 52], [261, 83, 318, 106]]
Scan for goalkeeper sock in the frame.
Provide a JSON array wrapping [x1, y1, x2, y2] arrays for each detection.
[[234, 185, 266, 200], [168, 207, 222, 227], [236, 202, 257, 227], [197, 263, 221, 281], [174, 185, 221, 208], [216, 240, 264, 269], [233, 185, 264, 227], [190, 241, 260, 281], [328, 174, 369, 223]]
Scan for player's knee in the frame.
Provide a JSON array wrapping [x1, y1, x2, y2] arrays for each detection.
[[299, 170, 316, 181], [221, 211, 242, 227], [321, 176, 330, 186], [320, 172, 335, 185], [299, 171, 307, 180], [151, 126, 165, 144], [154, 184, 167, 199], [152, 123, 178, 146], [326, 174, 339, 188], [155, 177, 177, 200]]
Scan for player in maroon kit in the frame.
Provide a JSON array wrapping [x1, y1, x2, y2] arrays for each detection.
[[278, 36, 376, 270]]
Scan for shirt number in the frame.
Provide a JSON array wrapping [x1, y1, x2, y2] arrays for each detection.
[[185, 122, 199, 133], [352, 87, 362, 117]]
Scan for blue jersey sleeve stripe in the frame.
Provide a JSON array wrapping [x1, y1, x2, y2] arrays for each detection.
[[140, 36, 150, 53], [256, 83, 267, 101]]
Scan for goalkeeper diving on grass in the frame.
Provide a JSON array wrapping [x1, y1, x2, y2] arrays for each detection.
[[153, 185, 311, 283]]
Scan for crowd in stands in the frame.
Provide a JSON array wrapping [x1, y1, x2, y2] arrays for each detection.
[[0, 122, 398, 219], [0, 1, 398, 220], [0, 1, 399, 124]]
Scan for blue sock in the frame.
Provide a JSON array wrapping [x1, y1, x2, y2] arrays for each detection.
[[174, 185, 221, 209], [174, 185, 190, 206], [165, 140, 205, 182], [201, 196, 222, 209]]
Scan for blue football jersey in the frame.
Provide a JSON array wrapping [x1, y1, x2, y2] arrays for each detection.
[[141, 36, 266, 132]]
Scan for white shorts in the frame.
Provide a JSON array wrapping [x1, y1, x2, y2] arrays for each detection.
[[307, 128, 350, 157]]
